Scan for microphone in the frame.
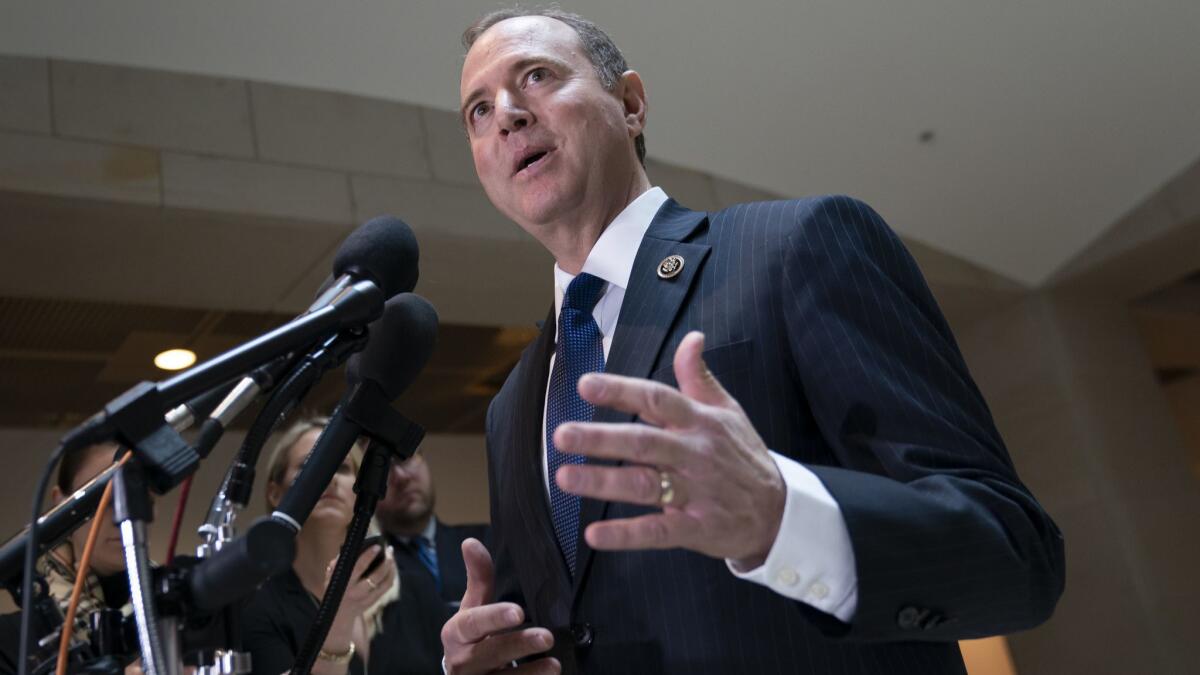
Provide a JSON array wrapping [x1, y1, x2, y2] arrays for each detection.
[[162, 214, 420, 433], [187, 217, 420, 552], [182, 295, 437, 613], [153, 214, 415, 409], [272, 293, 438, 531], [4, 217, 420, 584], [307, 215, 420, 315], [345, 291, 439, 399]]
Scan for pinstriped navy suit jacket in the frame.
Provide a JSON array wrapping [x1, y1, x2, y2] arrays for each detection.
[[484, 195, 1065, 674]]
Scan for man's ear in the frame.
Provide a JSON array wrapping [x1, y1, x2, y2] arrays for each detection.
[[619, 70, 647, 137]]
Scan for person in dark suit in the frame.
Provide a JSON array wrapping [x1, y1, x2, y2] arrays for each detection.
[[376, 449, 490, 606], [371, 449, 489, 673], [442, 8, 1065, 675]]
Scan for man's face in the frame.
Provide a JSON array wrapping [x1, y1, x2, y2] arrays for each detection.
[[376, 452, 435, 536], [460, 16, 642, 233]]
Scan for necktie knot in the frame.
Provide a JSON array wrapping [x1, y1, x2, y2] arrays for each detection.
[[563, 272, 606, 314]]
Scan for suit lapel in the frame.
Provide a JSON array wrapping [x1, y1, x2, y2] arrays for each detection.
[[502, 305, 574, 595], [572, 200, 711, 597]]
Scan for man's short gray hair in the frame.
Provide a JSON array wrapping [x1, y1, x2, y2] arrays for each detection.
[[462, 5, 646, 165]]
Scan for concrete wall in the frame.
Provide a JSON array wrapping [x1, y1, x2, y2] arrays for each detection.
[[0, 53, 1020, 327], [957, 293, 1200, 674]]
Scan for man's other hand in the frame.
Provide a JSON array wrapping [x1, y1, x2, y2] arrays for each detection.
[[554, 331, 787, 569], [441, 539, 560, 674]]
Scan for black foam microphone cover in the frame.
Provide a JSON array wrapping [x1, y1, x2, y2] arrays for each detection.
[[333, 215, 420, 299], [346, 293, 438, 401]]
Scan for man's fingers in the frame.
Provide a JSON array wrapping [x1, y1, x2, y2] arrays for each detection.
[[511, 657, 562, 675], [577, 373, 697, 428], [446, 626, 554, 674], [459, 538, 494, 610], [557, 464, 686, 508], [553, 422, 688, 467], [448, 603, 526, 645], [474, 628, 554, 669], [583, 512, 694, 551], [673, 331, 733, 407]]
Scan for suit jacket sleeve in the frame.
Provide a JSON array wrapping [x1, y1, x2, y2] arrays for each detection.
[[781, 195, 1065, 641]]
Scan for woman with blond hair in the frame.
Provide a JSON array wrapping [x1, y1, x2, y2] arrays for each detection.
[[241, 418, 398, 675]]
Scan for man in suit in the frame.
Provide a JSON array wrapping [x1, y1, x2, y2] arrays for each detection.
[[377, 449, 490, 605], [442, 8, 1065, 675], [373, 449, 489, 673]]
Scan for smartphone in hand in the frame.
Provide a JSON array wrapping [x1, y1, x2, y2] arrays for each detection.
[[359, 535, 387, 578]]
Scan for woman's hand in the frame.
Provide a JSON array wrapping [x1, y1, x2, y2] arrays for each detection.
[[322, 545, 396, 659]]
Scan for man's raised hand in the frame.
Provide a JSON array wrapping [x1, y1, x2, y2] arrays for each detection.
[[441, 538, 560, 674], [553, 331, 787, 569]]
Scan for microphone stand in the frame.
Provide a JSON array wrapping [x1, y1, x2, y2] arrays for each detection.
[[112, 460, 175, 675], [285, 380, 424, 675], [7, 323, 378, 675]]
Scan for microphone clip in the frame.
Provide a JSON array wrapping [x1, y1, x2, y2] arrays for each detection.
[[341, 379, 425, 463], [103, 383, 199, 494]]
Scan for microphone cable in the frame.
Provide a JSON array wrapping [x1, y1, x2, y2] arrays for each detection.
[[56, 451, 133, 675], [18, 418, 109, 675]]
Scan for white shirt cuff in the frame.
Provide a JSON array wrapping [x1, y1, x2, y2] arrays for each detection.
[[726, 452, 858, 622]]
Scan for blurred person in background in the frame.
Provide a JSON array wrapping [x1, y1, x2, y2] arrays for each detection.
[[372, 448, 489, 673], [0, 442, 139, 675]]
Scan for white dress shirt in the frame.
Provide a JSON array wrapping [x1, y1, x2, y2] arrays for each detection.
[[540, 186, 859, 621]]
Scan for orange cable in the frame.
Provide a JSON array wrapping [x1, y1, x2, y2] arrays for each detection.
[[56, 451, 132, 675]]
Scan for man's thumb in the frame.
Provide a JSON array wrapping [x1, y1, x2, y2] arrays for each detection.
[[674, 331, 731, 406], [459, 538, 495, 610]]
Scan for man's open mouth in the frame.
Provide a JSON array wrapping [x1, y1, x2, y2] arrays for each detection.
[[516, 149, 552, 174]]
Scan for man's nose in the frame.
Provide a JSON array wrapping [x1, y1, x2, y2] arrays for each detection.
[[496, 91, 533, 136], [389, 463, 413, 485]]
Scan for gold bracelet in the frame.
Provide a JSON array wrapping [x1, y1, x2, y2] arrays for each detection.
[[317, 640, 356, 665]]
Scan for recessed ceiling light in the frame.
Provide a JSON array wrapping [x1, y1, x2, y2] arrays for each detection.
[[154, 348, 197, 371]]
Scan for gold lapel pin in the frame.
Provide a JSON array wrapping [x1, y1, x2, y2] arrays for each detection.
[[657, 254, 685, 279]]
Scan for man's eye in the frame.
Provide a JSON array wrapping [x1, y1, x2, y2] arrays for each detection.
[[471, 102, 490, 120], [526, 67, 550, 85]]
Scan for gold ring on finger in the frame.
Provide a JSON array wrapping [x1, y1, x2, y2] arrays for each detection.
[[658, 470, 676, 507]]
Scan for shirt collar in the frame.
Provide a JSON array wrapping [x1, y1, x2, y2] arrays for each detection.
[[389, 517, 437, 546], [553, 186, 670, 314]]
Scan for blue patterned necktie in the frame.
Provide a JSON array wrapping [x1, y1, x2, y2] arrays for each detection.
[[546, 272, 606, 574], [415, 536, 441, 594]]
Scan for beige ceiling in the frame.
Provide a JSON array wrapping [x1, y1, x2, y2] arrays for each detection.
[[0, 291, 537, 433], [3, 1, 1199, 286]]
